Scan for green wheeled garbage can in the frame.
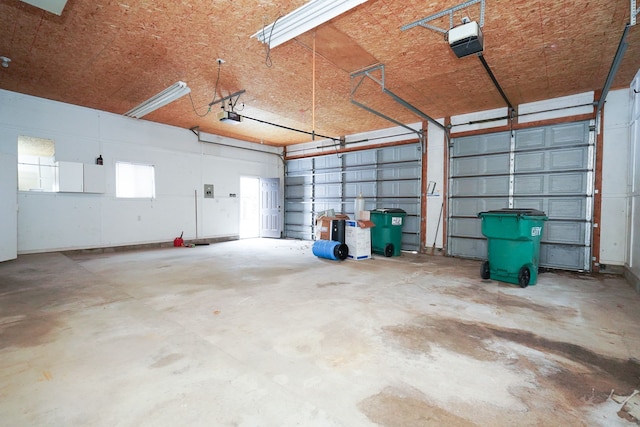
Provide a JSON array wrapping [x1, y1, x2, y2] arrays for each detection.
[[370, 208, 406, 257], [478, 209, 548, 288]]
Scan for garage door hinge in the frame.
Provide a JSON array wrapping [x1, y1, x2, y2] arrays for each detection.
[[589, 124, 596, 132], [593, 223, 598, 228]]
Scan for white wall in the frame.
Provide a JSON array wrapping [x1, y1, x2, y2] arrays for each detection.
[[425, 120, 445, 251], [628, 72, 640, 286], [0, 151, 17, 261], [0, 89, 283, 254], [601, 89, 631, 266]]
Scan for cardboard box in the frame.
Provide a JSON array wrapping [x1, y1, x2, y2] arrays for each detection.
[[345, 219, 374, 260], [315, 214, 349, 240]]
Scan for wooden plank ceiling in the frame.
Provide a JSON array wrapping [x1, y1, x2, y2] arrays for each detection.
[[0, 0, 638, 146]]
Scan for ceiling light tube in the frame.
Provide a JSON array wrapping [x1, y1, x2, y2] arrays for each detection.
[[124, 81, 191, 118], [251, 0, 368, 48]]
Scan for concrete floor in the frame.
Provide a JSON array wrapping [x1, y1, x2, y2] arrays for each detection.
[[1, 238, 639, 426]]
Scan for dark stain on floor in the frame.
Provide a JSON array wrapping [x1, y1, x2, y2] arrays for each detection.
[[359, 386, 476, 427], [317, 281, 349, 288], [0, 313, 63, 349], [385, 317, 640, 406]]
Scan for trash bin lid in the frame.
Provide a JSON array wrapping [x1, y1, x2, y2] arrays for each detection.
[[372, 208, 406, 214], [479, 208, 546, 217]]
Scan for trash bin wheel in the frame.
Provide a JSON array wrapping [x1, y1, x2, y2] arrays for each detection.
[[384, 243, 394, 257], [518, 266, 530, 288], [481, 261, 490, 280]]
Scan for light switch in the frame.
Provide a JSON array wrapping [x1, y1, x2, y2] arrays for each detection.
[[204, 184, 214, 198]]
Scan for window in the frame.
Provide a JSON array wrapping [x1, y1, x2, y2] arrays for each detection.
[[17, 136, 56, 192], [116, 162, 156, 198]]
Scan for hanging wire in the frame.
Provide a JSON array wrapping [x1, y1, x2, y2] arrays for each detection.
[[188, 59, 224, 118], [262, 15, 282, 68], [188, 92, 211, 118], [210, 60, 222, 105]]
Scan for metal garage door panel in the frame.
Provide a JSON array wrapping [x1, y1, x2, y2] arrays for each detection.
[[514, 172, 588, 195], [315, 169, 341, 184], [377, 145, 420, 252], [549, 122, 589, 146], [449, 121, 592, 271], [516, 122, 588, 149], [378, 164, 421, 180], [379, 180, 420, 197], [452, 153, 510, 176], [344, 169, 377, 182], [452, 176, 510, 197], [453, 132, 511, 156], [549, 173, 589, 194], [314, 200, 342, 214], [285, 180, 312, 199], [515, 128, 546, 149], [285, 144, 421, 252], [514, 197, 587, 220], [449, 237, 487, 259], [540, 244, 589, 270], [344, 182, 376, 199], [397, 202, 420, 216], [315, 183, 342, 198], [543, 221, 589, 245], [287, 158, 313, 173], [285, 158, 314, 240], [515, 147, 588, 173], [285, 211, 307, 227], [450, 217, 483, 239], [450, 198, 509, 217], [315, 155, 341, 169], [378, 145, 420, 162], [344, 150, 377, 166]]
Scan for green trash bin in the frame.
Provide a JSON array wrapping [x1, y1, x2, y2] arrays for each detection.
[[369, 208, 406, 257], [478, 208, 548, 288]]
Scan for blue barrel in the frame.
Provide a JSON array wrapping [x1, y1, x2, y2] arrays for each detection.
[[312, 240, 348, 260]]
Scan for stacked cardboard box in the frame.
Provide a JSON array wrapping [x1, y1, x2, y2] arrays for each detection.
[[315, 214, 349, 241]]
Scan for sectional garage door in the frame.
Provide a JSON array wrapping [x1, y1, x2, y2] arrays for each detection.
[[285, 144, 422, 252], [448, 121, 594, 271]]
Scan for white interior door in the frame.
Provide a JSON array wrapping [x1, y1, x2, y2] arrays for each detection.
[[260, 178, 281, 238], [0, 152, 17, 261]]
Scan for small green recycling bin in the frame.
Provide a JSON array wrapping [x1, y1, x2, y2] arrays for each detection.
[[370, 208, 406, 257], [478, 209, 548, 288]]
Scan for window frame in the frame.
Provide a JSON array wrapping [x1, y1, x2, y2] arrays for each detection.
[[115, 161, 156, 199]]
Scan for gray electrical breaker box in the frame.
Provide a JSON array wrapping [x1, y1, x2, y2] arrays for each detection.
[[204, 184, 214, 198]]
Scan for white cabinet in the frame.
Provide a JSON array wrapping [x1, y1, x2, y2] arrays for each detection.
[[55, 162, 106, 193], [83, 164, 106, 193], [56, 161, 84, 192]]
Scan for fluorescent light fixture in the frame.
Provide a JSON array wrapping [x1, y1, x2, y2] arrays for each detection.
[[124, 81, 191, 119], [251, 0, 368, 48], [20, 0, 68, 15]]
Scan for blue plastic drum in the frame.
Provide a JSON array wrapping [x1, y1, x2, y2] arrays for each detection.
[[312, 240, 348, 261]]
